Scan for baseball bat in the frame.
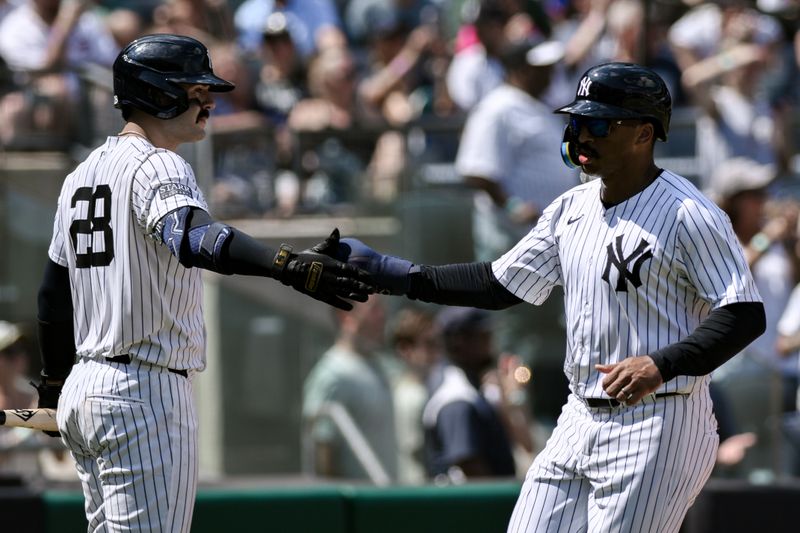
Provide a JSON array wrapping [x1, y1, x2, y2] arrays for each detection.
[[0, 408, 58, 432]]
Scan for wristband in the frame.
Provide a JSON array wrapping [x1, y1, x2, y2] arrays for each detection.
[[272, 243, 293, 276]]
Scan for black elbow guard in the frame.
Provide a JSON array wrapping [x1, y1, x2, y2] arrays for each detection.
[[198, 222, 234, 273]]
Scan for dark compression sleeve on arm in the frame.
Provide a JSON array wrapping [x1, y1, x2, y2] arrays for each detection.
[[407, 262, 523, 310], [648, 301, 766, 382], [217, 224, 278, 276], [37, 259, 76, 380]]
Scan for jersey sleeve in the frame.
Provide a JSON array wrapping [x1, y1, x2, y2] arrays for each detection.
[[675, 199, 761, 307], [131, 150, 208, 240], [491, 198, 564, 304], [47, 191, 69, 267]]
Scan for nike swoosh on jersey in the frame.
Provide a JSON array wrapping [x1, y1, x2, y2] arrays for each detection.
[[567, 215, 584, 225]]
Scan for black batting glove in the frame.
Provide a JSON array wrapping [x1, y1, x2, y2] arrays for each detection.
[[30, 373, 62, 438], [272, 229, 375, 311]]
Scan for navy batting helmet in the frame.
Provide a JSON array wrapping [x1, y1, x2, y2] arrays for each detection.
[[113, 34, 234, 120], [555, 62, 671, 168], [556, 62, 671, 140]]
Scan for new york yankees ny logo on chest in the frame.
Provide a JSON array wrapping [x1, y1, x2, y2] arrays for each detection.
[[601, 235, 653, 292]]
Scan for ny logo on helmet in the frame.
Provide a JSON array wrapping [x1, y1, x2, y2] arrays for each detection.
[[602, 235, 653, 292], [578, 77, 592, 97]]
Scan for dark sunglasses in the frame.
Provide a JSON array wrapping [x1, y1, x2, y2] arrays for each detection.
[[569, 116, 624, 137]]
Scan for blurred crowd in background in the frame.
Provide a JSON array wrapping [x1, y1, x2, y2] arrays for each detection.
[[4, 0, 800, 488]]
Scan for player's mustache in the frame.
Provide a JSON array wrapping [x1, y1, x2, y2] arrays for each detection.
[[189, 98, 211, 121], [576, 143, 599, 158]]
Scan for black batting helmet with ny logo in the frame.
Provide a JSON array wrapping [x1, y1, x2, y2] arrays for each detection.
[[556, 62, 672, 140], [113, 34, 235, 120], [554, 62, 672, 168]]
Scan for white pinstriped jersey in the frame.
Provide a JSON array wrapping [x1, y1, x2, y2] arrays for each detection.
[[48, 135, 208, 371], [492, 169, 761, 398]]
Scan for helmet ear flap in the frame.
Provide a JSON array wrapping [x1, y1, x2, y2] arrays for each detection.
[[561, 142, 580, 169], [560, 124, 580, 169], [114, 72, 188, 119]]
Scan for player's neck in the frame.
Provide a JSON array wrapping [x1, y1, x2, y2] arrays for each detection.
[[600, 162, 661, 206], [119, 121, 180, 152], [118, 125, 153, 145]]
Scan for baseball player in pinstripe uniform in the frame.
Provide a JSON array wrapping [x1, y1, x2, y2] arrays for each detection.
[[328, 63, 766, 532], [30, 34, 373, 532]]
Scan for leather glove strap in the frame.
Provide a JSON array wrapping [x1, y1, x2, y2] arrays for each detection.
[[272, 243, 293, 280]]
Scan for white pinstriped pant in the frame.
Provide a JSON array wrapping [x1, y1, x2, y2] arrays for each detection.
[[508, 390, 718, 533], [58, 358, 198, 533]]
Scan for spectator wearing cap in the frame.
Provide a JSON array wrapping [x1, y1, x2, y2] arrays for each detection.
[[709, 158, 800, 475], [454, 37, 576, 432], [457, 37, 576, 260], [422, 307, 518, 481], [708, 157, 795, 270]]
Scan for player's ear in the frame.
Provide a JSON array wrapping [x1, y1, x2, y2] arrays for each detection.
[[635, 122, 655, 145]]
